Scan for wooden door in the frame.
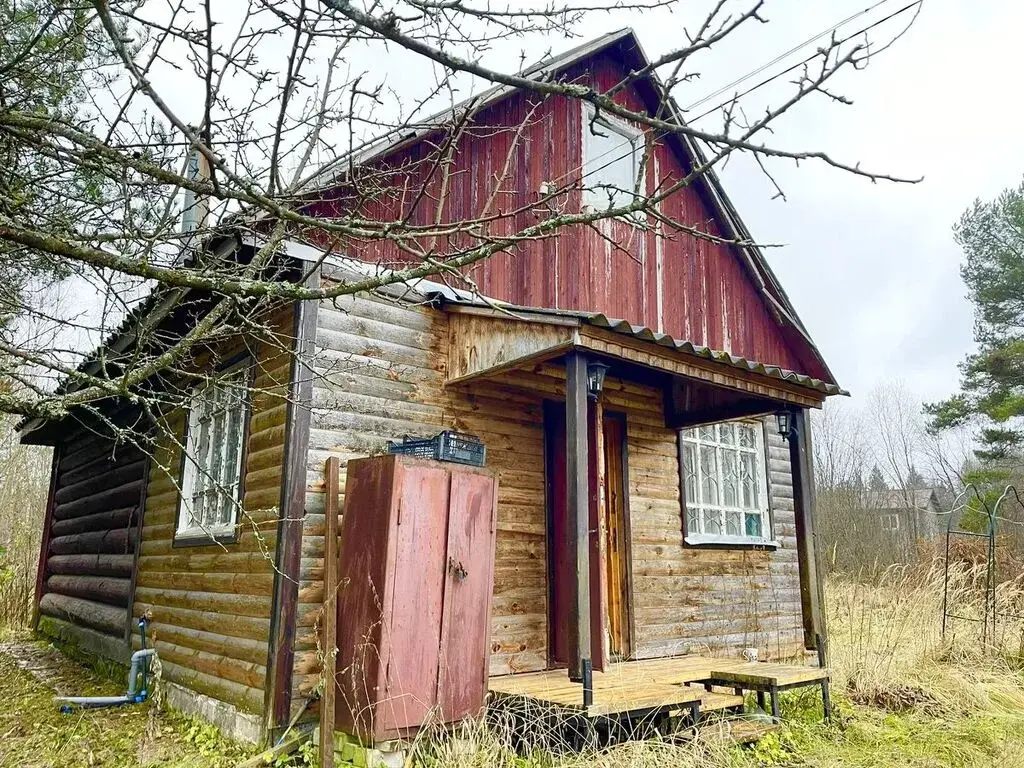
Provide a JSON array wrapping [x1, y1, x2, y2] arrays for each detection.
[[543, 401, 604, 671], [437, 470, 498, 720], [602, 412, 631, 659], [335, 456, 401, 737], [379, 462, 451, 733]]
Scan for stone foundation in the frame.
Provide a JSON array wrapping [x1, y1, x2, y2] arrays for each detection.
[[332, 731, 408, 768]]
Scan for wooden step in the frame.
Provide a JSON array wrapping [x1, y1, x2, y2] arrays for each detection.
[[699, 690, 744, 713]]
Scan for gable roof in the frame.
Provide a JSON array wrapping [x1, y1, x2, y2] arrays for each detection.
[[298, 28, 837, 387], [860, 488, 943, 512]]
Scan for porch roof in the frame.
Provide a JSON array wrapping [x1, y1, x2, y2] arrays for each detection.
[[443, 302, 846, 408]]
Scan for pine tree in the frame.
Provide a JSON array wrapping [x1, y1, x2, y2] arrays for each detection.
[[904, 464, 927, 489], [926, 178, 1024, 459]]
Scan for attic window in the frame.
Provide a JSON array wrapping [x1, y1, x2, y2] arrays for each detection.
[[175, 361, 251, 543], [582, 105, 645, 213], [679, 420, 775, 547]]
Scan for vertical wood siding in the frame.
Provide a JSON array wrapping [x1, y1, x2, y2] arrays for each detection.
[[131, 306, 295, 716], [37, 425, 148, 643], [296, 294, 804, 711], [303, 52, 825, 380]]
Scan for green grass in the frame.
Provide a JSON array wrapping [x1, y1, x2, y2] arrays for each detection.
[[0, 637, 258, 768]]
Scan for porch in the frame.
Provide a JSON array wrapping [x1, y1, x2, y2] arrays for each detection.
[[488, 656, 831, 723], [444, 302, 840, 703]]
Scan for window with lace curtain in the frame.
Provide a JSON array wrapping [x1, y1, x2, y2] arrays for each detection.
[[679, 420, 774, 546]]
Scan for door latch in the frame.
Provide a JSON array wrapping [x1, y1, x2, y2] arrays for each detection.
[[448, 557, 468, 581]]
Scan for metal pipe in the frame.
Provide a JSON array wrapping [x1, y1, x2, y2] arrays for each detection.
[[58, 648, 157, 710], [581, 658, 593, 708], [58, 616, 156, 712]]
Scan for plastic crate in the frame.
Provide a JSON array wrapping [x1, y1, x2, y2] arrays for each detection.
[[386, 430, 486, 467]]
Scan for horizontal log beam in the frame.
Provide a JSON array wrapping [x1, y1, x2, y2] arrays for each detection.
[[46, 553, 135, 577], [55, 459, 148, 505], [39, 592, 127, 637], [58, 448, 144, 488], [51, 507, 137, 538], [46, 574, 132, 607], [49, 528, 138, 556], [53, 479, 147, 520]]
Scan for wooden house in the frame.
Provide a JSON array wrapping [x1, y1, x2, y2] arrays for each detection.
[[19, 29, 843, 744]]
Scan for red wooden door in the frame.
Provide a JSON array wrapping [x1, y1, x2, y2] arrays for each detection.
[[437, 470, 498, 720], [378, 462, 451, 733], [544, 402, 604, 671], [335, 457, 400, 737]]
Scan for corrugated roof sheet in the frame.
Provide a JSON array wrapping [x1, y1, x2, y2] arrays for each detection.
[[426, 292, 846, 396], [583, 313, 846, 396]]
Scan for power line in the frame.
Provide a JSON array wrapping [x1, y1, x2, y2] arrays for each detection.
[[683, 0, 898, 112], [689, 0, 922, 122], [569, 0, 921, 195]]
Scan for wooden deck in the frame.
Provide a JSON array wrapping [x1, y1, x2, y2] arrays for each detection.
[[488, 656, 829, 721]]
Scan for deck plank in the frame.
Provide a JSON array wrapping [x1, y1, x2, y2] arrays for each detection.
[[488, 656, 828, 719], [698, 690, 745, 712], [708, 662, 828, 688], [489, 664, 704, 717]]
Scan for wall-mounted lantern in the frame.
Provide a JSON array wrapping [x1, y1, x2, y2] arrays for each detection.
[[586, 361, 610, 400], [775, 411, 795, 442]]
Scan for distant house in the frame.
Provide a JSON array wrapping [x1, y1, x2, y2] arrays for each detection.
[[858, 488, 948, 560]]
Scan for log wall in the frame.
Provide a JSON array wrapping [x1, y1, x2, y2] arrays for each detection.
[[131, 305, 295, 720], [296, 292, 804, 711], [37, 425, 148, 645]]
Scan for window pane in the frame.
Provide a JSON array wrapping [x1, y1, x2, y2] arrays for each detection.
[[700, 446, 718, 505], [722, 450, 739, 507], [181, 367, 248, 535], [741, 452, 757, 509], [584, 120, 637, 209], [703, 509, 722, 535], [719, 423, 735, 445], [686, 507, 700, 534], [683, 442, 698, 503], [678, 420, 771, 542]]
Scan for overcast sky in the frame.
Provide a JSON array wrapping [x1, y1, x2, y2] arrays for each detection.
[[591, 0, 1024, 406]]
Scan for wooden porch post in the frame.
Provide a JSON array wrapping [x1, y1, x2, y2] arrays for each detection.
[[790, 407, 826, 652], [565, 351, 592, 702]]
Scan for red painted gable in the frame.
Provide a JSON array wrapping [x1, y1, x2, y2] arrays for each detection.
[[303, 44, 829, 381]]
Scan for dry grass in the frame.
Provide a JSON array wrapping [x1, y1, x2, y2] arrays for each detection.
[[413, 562, 1024, 768]]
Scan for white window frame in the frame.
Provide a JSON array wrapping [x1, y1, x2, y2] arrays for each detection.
[[679, 420, 776, 547], [581, 103, 646, 217], [175, 361, 251, 542]]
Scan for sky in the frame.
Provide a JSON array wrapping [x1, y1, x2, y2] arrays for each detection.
[[129, 0, 1024, 409]]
